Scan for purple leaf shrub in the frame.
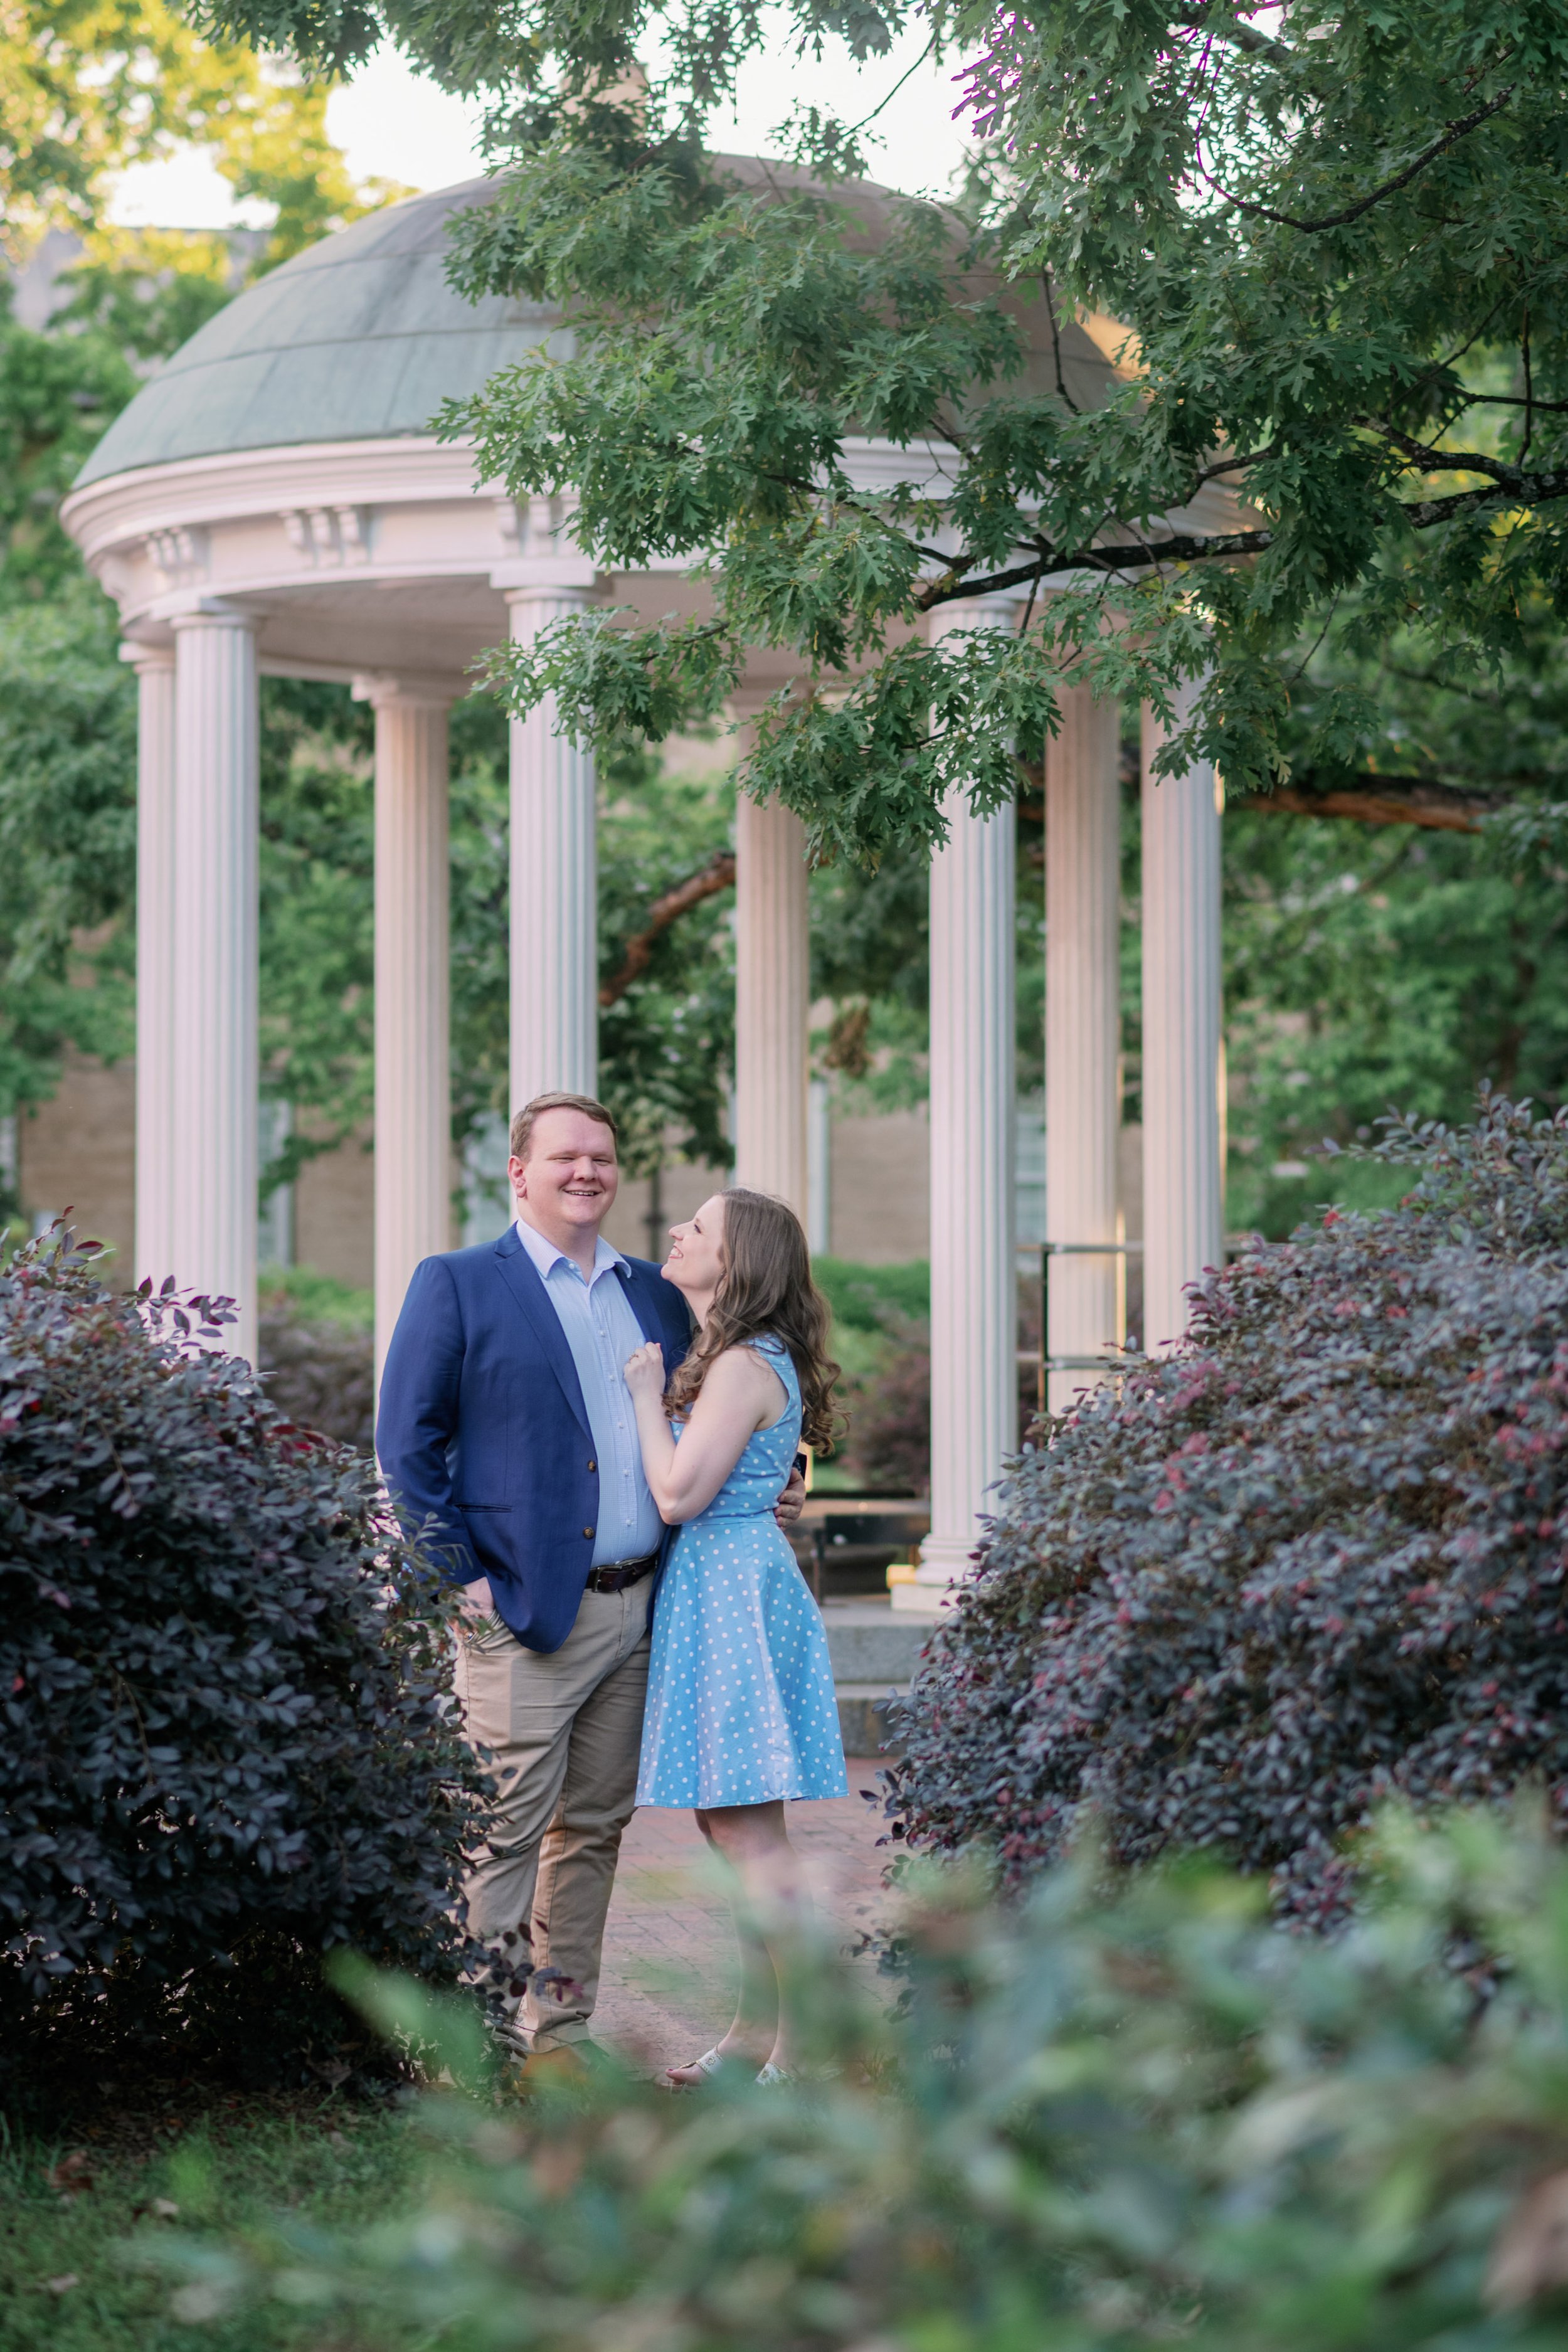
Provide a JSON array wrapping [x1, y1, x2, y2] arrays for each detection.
[[889, 1093, 1568, 1924], [0, 1231, 486, 2084]]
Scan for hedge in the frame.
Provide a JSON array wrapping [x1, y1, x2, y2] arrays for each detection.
[[0, 1231, 486, 2087], [889, 1093, 1568, 1922]]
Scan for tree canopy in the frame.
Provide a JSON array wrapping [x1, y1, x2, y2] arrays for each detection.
[[1, 0, 402, 263], [188, 0, 1568, 861]]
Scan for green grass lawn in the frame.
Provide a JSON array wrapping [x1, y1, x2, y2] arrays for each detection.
[[0, 2099, 421, 2352]]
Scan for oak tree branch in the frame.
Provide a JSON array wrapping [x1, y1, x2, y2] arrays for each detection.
[[1196, 87, 1512, 234], [599, 849, 736, 1006]]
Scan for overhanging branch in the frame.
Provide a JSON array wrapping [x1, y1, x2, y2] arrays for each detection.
[[916, 464, 1568, 610], [1227, 774, 1497, 831], [1196, 87, 1513, 233], [600, 849, 736, 1005]]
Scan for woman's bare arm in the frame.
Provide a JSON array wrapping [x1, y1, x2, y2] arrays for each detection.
[[623, 1342, 787, 1523]]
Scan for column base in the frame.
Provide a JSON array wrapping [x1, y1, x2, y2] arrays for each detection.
[[891, 1583, 948, 1618], [891, 1534, 979, 1616]]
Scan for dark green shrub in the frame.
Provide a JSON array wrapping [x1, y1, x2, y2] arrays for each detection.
[[149, 1809, 1568, 2349], [0, 1232, 485, 2089], [890, 1093, 1568, 1922]]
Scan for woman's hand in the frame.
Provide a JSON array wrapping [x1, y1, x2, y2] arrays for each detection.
[[644, 1347, 787, 1523], [623, 1340, 668, 1404]]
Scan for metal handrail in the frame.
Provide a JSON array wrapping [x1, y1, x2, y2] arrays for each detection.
[[1029, 1238, 1143, 1402], [1041, 1239, 1143, 1256]]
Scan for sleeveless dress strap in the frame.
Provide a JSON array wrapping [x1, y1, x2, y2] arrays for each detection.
[[749, 1333, 798, 1402]]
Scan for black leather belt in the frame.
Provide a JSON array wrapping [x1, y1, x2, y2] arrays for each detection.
[[584, 1552, 659, 1595]]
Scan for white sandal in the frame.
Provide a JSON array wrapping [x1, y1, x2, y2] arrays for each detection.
[[665, 2046, 725, 2089], [755, 2062, 795, 2086]]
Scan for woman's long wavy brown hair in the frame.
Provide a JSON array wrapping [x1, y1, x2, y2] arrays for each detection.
[[664, 1188, 840, 1453]]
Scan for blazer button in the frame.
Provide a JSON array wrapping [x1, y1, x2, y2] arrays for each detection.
[[583, 1526, 595, 1540], [587, 1458, 596, 1472]]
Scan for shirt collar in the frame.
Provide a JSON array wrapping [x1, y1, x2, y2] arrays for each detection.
[[513, 1214, 627, 1286]]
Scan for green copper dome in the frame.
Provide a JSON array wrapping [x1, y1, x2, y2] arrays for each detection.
[[74, 177, 556, 486], [75, 160, 1113, 492]]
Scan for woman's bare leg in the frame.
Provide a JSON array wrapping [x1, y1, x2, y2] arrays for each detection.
[[664, 1803, 812, 2084]]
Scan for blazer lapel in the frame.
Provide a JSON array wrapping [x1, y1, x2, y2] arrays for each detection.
[[492, 1229, 593, 1441], [618, 1260, 690, 1370]]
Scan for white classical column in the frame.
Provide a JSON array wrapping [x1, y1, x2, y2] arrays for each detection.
[[358, 677, 454, 1382], [735, 790, 810, 1217], [1045, 684, 1124, 1411], [124, 642, 177, 1291], [1140, 679, 1224, 1354], [902, 595, 1019, 1613], [168, 607, 260, 1363], [506, 586, 597, 1106], [807, 1075, 831, 1253]]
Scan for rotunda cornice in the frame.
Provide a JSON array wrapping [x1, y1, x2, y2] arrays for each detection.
[[60, 436, 620, 679]]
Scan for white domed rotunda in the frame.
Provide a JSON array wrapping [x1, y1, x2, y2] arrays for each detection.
[[61, 169, 1229, 1611]]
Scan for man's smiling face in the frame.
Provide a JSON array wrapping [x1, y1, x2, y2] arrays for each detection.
[[510, 1107, 620, 1248]]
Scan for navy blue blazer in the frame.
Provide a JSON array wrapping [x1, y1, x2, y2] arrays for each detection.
[[375, 1226, 694, 1653]]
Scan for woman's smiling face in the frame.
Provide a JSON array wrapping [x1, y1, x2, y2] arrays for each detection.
[[663, 1194, 726, 1303]]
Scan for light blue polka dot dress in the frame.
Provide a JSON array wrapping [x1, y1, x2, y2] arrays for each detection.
[[637, 1336, 848, 1809]]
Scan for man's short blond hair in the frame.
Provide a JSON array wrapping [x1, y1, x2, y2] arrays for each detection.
[[509, 1092, 620, 1163]]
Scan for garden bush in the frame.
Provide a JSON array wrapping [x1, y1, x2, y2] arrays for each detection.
[[890, 1091, 1568, 1921], [149, 1808, 1568, 2351], [0, 1231, 485, 2092]]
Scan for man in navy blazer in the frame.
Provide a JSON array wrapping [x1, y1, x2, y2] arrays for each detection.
[[377, 1089, 800, 2071]]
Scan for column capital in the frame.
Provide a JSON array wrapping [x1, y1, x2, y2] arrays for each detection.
[[351, 670, 463, 711], [119, 638, 176, 675], [494, 564, 600, 601], [167, 600, 261, 635], [925, 589, 1027, 640]]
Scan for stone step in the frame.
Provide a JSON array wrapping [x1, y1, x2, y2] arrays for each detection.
[[835, 1685, 908, 1761], [820, 1598, 932, 1687]]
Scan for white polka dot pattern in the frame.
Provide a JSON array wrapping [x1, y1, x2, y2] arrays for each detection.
[[636, 1337, 849, 1809]]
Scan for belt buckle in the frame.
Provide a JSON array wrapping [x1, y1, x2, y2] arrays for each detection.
[[596, 1554, 649, 1593]]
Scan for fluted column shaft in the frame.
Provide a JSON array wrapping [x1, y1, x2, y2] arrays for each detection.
[[1045, 684, 1124, 1411], [1140, 681, 1223, 1354], [366, 682, 452, 1382], [169, 608, 260, 1363], [127, 643, 177, 1292], [506, 588, 597, 1106], [904, 596, 1018, 1610], [735, 791, 810, 1217]]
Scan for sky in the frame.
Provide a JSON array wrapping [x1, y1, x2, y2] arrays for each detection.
[[108, 22, 975, 230]]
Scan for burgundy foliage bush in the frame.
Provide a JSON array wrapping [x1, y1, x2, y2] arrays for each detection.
[[889, 1094, 1568, 1924], [0, 1232, 485, 2085]]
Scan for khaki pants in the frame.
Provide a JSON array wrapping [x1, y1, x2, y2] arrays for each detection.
[[453, 1579, 651, 2051]]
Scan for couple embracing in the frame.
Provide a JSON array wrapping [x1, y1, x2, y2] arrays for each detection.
[[376, 1091, 847, 2087]]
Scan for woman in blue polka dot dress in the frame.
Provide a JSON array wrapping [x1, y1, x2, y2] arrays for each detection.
[[623, 1185, 847, 2086]]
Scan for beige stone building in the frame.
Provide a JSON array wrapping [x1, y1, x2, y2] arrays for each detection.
[[16, 1061, 933, 1288]]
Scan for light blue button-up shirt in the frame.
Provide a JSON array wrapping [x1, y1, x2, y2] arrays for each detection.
[[513, 1217, 665, 1567]]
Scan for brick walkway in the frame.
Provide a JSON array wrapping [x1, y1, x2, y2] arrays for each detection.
[[593, 1762, 896, 2072]]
